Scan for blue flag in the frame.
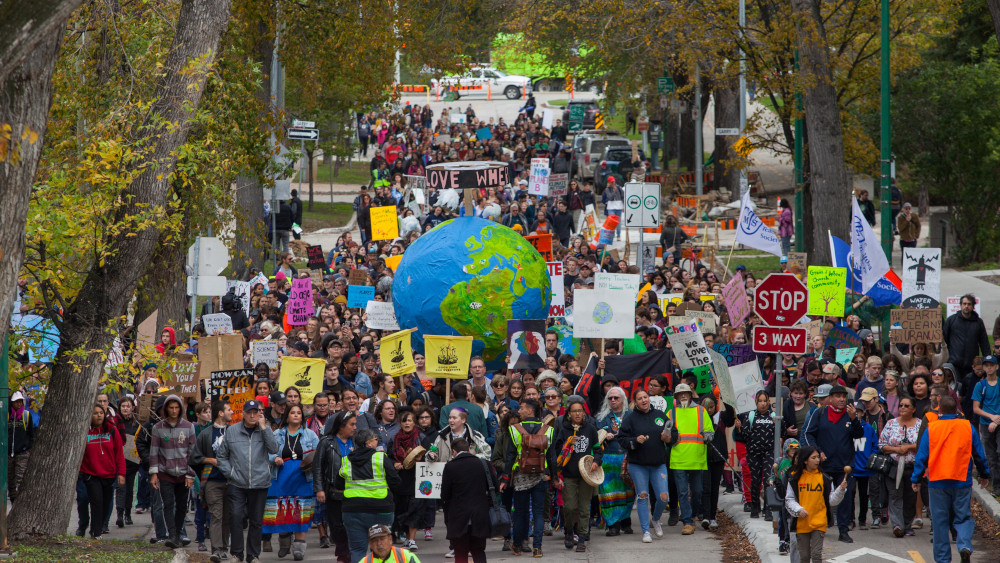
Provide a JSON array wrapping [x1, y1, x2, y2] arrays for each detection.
[[828, 233, 901, 307]]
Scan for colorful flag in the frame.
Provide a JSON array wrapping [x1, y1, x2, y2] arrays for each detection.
[[828, 233, 901, 307], [850, 197, 891, 292], [380, 328, 415, 376], [424, 335, 474, 378], [735, 190, 783, 257]]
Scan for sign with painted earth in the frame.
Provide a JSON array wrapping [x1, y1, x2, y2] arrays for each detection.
[[393, 217, 551, 369]]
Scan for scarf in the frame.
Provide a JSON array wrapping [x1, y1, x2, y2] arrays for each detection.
[[827, 406, 845, 424], [392, 427, 422, 464], [10, 404, 25, 423]]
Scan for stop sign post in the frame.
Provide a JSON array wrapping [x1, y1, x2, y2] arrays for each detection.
[[754, 273, 808, 327]]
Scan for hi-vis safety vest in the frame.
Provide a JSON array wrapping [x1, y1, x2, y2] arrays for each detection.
[[927, 417, 973, 482], [364, 546, 415, 563], [509, 423, 554, 473], [669, 406, 710, 471], [340, 453, 388, 499]]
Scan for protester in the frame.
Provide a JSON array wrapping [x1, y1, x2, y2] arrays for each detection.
[[618, 389, 670, 543], [313, 411, 357, 563], [879, 396, 921, 537], [501, 398, 553, 557], [971, 354, 1000, 495], [441, 437, 497, 563], [188, 401, 233, 562], [267, 403, 319, 560], [364, 523, 420, 563], [7, 391, 34, 505], [149, 395, 196, 549], [339, 428, 400, 563], [665, 383, 714, 534], [784, 446, 848, 563], [734, 390, 775, 520], [80, 403, 126, 540], [549, 396, 602, 552]]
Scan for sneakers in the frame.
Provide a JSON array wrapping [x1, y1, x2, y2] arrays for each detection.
[[543, 524, 553, 536], [960, 548, 972, 563], [912, 518, 923, 529], [564, 534, 575, 550], [320, 535, 330, 549], [893, 526, 904, 538], [652, 520, 663, 538], [642, 531, 653, 543], [424, 529, 433, 541], [124, 515, 133, 526], [116, 516, 124, 529], [763, 509, 773, 522], [403, 539, 418, 551], [575, 539, 586, 552], [743, 502, 752, 513], [210, 553, 223, 563], [701, 518, 710, 530], [778, 540, 789, 555], [511, 543, 522, 556], [75, 528, 86, 538], [838, 532, 853, 543], [682, 525, 695, 535], [532, 548, 543, 558], [198, 542, 208, 551], [667, 507, 680, 526], [709, 520, 719, 529], [503, 538, 512, 551], [445, 549, 455, 558], [621, 525, 634, 535], [605, 524, 620, 537], [871, 515, 881, 529], [164, 537, 182, 549]]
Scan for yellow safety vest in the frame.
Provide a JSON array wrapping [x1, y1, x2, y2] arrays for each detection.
[[340, 453, 388, 499], [362, 546, 414, 563], [669, 406, 711, 470], [509, 424, 554, 473]]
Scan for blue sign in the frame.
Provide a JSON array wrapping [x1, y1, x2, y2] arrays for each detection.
[[348, 285, 375, 309]]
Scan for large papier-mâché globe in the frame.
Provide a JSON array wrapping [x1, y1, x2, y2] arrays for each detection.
[[392, 217, 551, 369]]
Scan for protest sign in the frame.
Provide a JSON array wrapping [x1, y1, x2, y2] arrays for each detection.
[[307, 269, 323, 285], [306, 245, 326, 270], [796, 319, 822, 339], [665, 321, 711, 369], [279, 357, 326, 404], [381, 329, 415, 375], [234, 280, 251, 311], [209, 369, 254, 423], [251, 340, 279, 368], [348, 269, 368, 286], [658, 293, 684, 311], [365, 301, 400, 330], [579, 204, 598, 242], [902, 248, 941, 309], [528, 158, 550, 196], [807, 266, 847, 317], [711, 343, 764, 367], [890, 308, 943, 343], [476, 126, 492, 140], [573, 289, 635, 339], [163, 353, 200, 398], [729, 360, 764, 414], [709, 349, 736, 407], [549, 173, 569, 197], [595, 272, 641, 295], [690, 364, 714, 394], [414, 462, 445, 499], [675, 302, 703, 316], [203, 313, 233, 336], [547, 262, 565, 317], [370, 206, 399, 240], [348, 285, 375, 309], [385, 254, 404, 272], [946, 295, 981, 316], [835, 347, 858, 365], [199, 334, 245, 382], [136, 311, 159, 352], [685, 311, 718, 333], [825, 326, 862, 352], [425, 335, 474, 378], [288, 277, 313, 325], [786, 252, 807, 278], [577, 349, 673, 404], [721, 273, 751, 327], [548, 324, 580, 358], [507, 320, 546, 370], [525, 233, 553, 261]]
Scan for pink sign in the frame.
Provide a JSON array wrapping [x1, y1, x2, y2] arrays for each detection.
[[288, 278, 313, 326], [721, 272, 751, 327]]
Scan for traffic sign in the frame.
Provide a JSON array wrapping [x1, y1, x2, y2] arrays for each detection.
[[657, 76, 675, 94], [292, 119, 315, 128], [568, 104, 585, 132], [288, 127, 319, 140], [754, 273, 808, 327], [752, 326, 807, 354], [186, 237, 230, 275], [624, 182, 660, 228], [716, 128, 740, 136], [593, 111, 605, 129]]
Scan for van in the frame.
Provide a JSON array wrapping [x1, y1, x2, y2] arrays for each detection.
[[571, 130, 630, 181]]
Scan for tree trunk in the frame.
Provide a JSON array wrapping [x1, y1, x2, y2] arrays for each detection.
[[0, 31, 64, 354], [232, 174, 267, 279], [0, 0, 86, 86], [713, 74, 740, 197], [8, 0, 233, 538], [988, 0, 1000, 47], [307, 146, 315, 211], [791, 0, 852, 266]]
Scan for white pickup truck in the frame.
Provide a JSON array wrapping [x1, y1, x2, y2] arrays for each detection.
[[431, 66, 531, 99]]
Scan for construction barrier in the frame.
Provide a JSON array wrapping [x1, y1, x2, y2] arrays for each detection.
[[396, 84, 428, 92], [716, 216, 776, 230], [676, 171, 716, 185]]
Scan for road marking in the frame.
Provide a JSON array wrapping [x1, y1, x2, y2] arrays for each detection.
[[827, 547, 913, 563], [907, 551, 926, 563]]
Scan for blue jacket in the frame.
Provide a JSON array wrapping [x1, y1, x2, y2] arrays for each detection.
[[852, 421, 880, 477], [911, 414, 990, 488], [802, 406, 864, 474], [270, 427, 320, 481]]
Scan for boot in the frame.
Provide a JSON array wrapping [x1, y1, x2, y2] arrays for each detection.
[[116, 509, 125, 528], [564, 530, 575, 550], [667, 506, 680, 526], [278, 533, 293, 557], [318, 522, 331, 548], [292, 539, 306, 561]]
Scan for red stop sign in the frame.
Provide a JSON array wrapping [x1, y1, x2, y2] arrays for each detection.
[[754, 273, 808, 326]]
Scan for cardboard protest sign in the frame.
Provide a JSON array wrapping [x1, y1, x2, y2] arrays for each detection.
[[136, 310, 159, 353], [425, 335, 473, 378], [665, 321, 711, 369], [807, 266, 847, 317], [384, 254, 404, 272], [251, 340, 279, 368], [348, 269, 368, 286], [209, 369, 254, 423], [287, 277, 313, 325], [198, 334, 245, 382], [414, 462, 446, 499], [729, 360, 764, 414], [307, 269, 323, 285], [547, 262, 565, 317], [348, 285, 375, 308], [573, 289, 635, 339], [365, 300, 400, 330], [279, 357, 325, 404], [685, 311, 718, 334], [528, 157, 550, 196], [381, 329, 416, 375], [203, 313, 234, 336], [306, 245, 326, 270], [525, 233, 553, 261], [674, 302, 703, 316], [796, 319, 822, 339], [595, 273, 641, 295], [902, 248, 940, 309], [825, 326, 862, 352], [549, 173, 569, 197], [163, 353, 200, 398], [786, 252, 807, 278], [370, 206, 399, 240], [721, 273, 751, 327], [507, 319, 547, 370], [890, 307, 943, 343], [137, 393, 157, 423]]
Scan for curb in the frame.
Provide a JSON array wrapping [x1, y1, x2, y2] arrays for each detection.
[[720, 494, 784, 563], [972, 481, 1000, 524], [307, 212, 357, 236], [171, 548, 189, 563]]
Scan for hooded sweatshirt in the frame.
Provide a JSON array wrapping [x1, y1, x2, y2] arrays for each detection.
[[617, 406, 669, 467], [81, 423, 126, 479], [149, 395, 196, 482], [340, 445, 400, 514], [155, 327, 177, 355]]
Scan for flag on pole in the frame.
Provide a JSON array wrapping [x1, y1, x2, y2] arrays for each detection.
[[735, 191, 783, 258], [828, 232, 901, 307], [850, 197, 892, 292]]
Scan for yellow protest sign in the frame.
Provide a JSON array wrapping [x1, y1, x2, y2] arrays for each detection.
[[636, 282, 651, 302], [424, 335, 474, 378], [384, 254, 404, 272], [380, 328, 416, 375], [370, 206, 399, 241], [807, 266, 847, 317], [278, 356, 326, 404]]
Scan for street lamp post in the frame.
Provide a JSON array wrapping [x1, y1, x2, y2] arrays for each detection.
[[879, 0, 892, 259]]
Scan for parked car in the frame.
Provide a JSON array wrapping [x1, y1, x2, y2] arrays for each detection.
[[430, 66, 530, 99], [595, 146, 647, 194], [570, 130, 630, 181], [561, 99, 600, 130]]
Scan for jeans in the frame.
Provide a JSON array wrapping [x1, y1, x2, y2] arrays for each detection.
[[137, 467, 151, 509], [228, 486, 267, 561], [979, 423, 1000, 490], [274, 230, 291, 253], [327, 499, 351, 563], [628, 463, 668, 532], [928, 486, 973, 563], [826, 470, 854, 533], [159, 480, 189, 540], [150, 478, 169, 540], [194, 496, 209, 543], [673, 469, 703, 525], [204, 480, 230, 552], [342, 511, 393, 563], [781, 236, 791, 256], [116, 464, 139, 518], [82, 474, 114, 538], [77, 477, 90, 531], [887, 464, 916, 532], [513, 480, 547, 549]]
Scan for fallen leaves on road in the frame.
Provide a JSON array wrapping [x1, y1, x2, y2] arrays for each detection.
[[711, 511, 761, 563]]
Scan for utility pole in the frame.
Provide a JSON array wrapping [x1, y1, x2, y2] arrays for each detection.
[[794, 51, 805, 252], [879, 0, 893, 259], [0, 335, 8, 549], [694, 65, 703, 196], [738, 0, 748, 199], [270, 3, 282, 269]]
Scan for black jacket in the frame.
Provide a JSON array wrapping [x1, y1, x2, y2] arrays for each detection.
[[617, 407, 669, 466], [312, 434, 346, 499], [503, 418, 552, 479], [340, 446, 400, 514], [8, 412, 34, 455], [943, 311, 990, 371], [548, 210, 575, 242], [275, 202, 294, 231], [708, 405, 735, 464], [289, 195, 304, 225], [549, 417, 603, 479], [136, 419, 155, 471], [441, 452, 497, 540]]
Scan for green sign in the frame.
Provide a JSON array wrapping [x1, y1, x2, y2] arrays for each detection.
[[568, 104, 585, 132], [657, 76, 675, 94]]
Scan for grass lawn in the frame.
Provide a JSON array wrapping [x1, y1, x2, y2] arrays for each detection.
[[548, 99, 569, 107], [312, 160, 371, 186], [723, 249, 783, 276], [11, 537, 174, 563], [302, 202, 354, 230], [759, 96, 785, 114]]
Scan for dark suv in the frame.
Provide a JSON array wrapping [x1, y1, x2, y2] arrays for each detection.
[[562, 100, 600, 130], [595, 146, 647, 194]]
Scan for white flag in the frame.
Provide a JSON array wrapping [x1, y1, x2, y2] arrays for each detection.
[[850, 197, 891, 293], [735, 191, 783, 258]]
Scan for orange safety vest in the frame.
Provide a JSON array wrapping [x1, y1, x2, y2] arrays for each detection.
[[926, 417, 973, 482], [925, 410, 939, 424]]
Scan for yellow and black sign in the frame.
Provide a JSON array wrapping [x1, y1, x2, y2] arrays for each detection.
[[594, 112, 605, 129], [734, 136, 754, 158]]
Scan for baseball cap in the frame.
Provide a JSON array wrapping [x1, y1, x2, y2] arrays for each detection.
[[813, 384, 833, 398], [243, 400, 262, 412], [323, 275, 335, 281], [606, 176, 616, 184], [292, 341, 310, 353], [674, 383, 693, 395], [368, 523, 392, 540], [829, 385, 848, 396], [269, 391, 287, 405], [984, 355, 999, 365], [735, 264, 747, 272], [518, 179, 528, 185], [822, 363, 839, 374], [10, 391, 24, 403], [858, 387, 879, 402]]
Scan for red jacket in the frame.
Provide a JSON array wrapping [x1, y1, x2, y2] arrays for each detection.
[[80, 425, 126, 479]]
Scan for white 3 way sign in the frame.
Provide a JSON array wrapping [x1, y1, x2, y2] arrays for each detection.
[[624, 182, 660, 228]]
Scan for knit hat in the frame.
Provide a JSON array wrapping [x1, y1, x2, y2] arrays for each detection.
[[858, 328, 872, 340]]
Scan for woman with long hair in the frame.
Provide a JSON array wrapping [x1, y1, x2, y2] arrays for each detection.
[[389, 410, 425, 550], [879, 396, 921, 537], [883, 371, 903, 418], [508, 379, 525, 404], [80, 404, 125, 539], [890, 342, 948, 373], [735, 390, 777, 520], [115, 396, 142, 528], [313, 411, 357, 563], [550, 396, 603, 552], [594, 387, 635, 537], [266, 403, 320, 560], [783, 446, 848, 562], [907, 373, 933, 418]]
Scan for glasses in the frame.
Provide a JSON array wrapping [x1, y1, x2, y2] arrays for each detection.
[[932, 371, 943, 375], [608, 396, 622, 401], [545, 395, 559, 400], [899, 403, 914, 409]]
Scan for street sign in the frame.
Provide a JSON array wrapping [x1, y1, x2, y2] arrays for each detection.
[[292, 119, 315, 128], [660, 96, 668, 109], [568, 104, 585, 132], [754, 273, 808, 327], [657, 76, 675, 94], [637, 117, 649, 132], [593, 111, 605, 129], [752, 326, 807, 354], [186, 237, 230, 275], [715, 128, 740, 136], [186, 275, 228, 297], [288, 127, 319, 140], [624, 182, 660, 228]]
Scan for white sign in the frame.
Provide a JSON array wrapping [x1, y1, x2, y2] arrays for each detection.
[[542, 109, 554, 129], [203, 313, 234, 336], [684, 311, 718, 333], [251, 340, 279, 368], [665, 321, 711, 369], [709, 349, 736, 406], [528, 158, 550, 196], [548, 173, 569, 197], [227, 280, 251, 312], [547, 262, 565, 317], [187, 275, 228, 297], [292, 119, 315, 128], [573, 289, 635, 339], [715, 128, 740, 136], [901, 248, 940, 309], [449, 114, 466, 124], [365, 301, 400, 330], [729, 360, 764, 414], [595, 272, 640, 295], [414, 461, 445, 499], [623, 182, 660, 227], [187, 237, 230, 275], [946, 295, 981, 317]]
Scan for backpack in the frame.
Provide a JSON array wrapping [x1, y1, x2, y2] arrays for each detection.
[[514, 423, 548, 475]]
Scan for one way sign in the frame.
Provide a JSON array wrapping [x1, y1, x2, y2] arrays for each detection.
[[288, 127, 319, 140], [624, 182, 660, 228]]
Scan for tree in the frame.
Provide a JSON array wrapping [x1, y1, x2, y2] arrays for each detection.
[[9, 0, 233, 538], [0, 0, 86, 85], [988, 0, 1000, 46]]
